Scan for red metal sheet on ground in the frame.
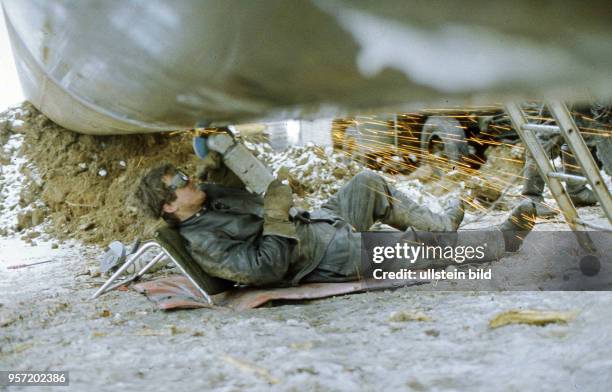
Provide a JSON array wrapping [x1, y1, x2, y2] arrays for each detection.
[[133, 275, 425, 311]]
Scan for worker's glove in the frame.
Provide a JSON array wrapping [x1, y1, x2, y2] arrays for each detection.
[[264, 180, 293, 219], [196, 151, 246, 188], [196, 150, 223, 181], [263, 179, 297, 239]]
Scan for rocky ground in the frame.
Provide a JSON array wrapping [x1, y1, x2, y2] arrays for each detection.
[[1, 103, 612, 391]]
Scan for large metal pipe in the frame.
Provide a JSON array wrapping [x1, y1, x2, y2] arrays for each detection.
[[3, 0, 612, 135]]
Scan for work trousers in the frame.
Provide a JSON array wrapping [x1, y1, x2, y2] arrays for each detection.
[[306, 172, 505, 281]]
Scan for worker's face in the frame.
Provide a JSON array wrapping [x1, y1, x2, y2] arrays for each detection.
[[161, 172, 206, 219]]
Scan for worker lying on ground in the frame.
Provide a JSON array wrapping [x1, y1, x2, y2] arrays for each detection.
[[135, 160, 536, 286]]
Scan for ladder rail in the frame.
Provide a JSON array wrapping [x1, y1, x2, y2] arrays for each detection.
[[504, 102, 585, 231], [547, 100, 612, 223], [504, 102, 596, 253]]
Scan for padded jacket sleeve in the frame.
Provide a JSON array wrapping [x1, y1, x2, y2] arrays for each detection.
[[186, 230, 296, 286]]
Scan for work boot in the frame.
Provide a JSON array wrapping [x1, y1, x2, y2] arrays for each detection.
[[562, 145, 598, 207], [100, 239, 167, 275], [570, 187, 598, 207], [383, 188, 465, 231], [522, 158, 557, 216], [498, 199, 537, 252]]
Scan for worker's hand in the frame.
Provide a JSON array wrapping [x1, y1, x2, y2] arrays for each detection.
[[262, 179, 297, 239], [263, 179, 293, 221], [196, 150, 247, 189], [196, 151, 223, 181]]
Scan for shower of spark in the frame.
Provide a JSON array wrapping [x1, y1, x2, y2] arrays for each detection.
[[331, 103, 611, 219]]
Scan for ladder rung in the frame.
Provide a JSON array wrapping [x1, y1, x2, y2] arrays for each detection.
[[575, 219, 612, 232], [547, 172, 588, 185], [521, 124, 560, 134]]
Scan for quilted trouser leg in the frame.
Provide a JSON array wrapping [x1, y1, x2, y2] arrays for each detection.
[[322, 171, 461, 232]]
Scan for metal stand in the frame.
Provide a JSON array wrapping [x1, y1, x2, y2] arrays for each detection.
[[504, 101, 612, 253], [90, 240, 213, 304]]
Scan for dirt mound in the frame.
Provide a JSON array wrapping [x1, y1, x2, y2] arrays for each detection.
[[1, 102, 199, 244], [1, 102, 365, 246]]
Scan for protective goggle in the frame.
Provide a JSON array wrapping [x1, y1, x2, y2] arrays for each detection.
[[168, 169, 190, 191]]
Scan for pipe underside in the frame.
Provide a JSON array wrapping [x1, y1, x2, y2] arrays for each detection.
[[2, 0, 611, 135]]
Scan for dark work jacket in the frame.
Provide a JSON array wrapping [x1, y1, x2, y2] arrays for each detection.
[[178, 184, 361, 287]]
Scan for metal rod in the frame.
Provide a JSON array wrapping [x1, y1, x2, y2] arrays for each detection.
[[136, 252, 166, 278], [90, 241, 160, 299], [521, 123, 560, 134], [99, 253, 167, 294], [103, 274, 141, 293], [91, 241, 213, 306], [160, 248, 213, 305], [7, 259, 56, 269], [547, 172, 588, 185]]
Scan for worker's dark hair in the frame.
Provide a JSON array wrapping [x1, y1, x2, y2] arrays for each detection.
[[135, 163, 180, 226]]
